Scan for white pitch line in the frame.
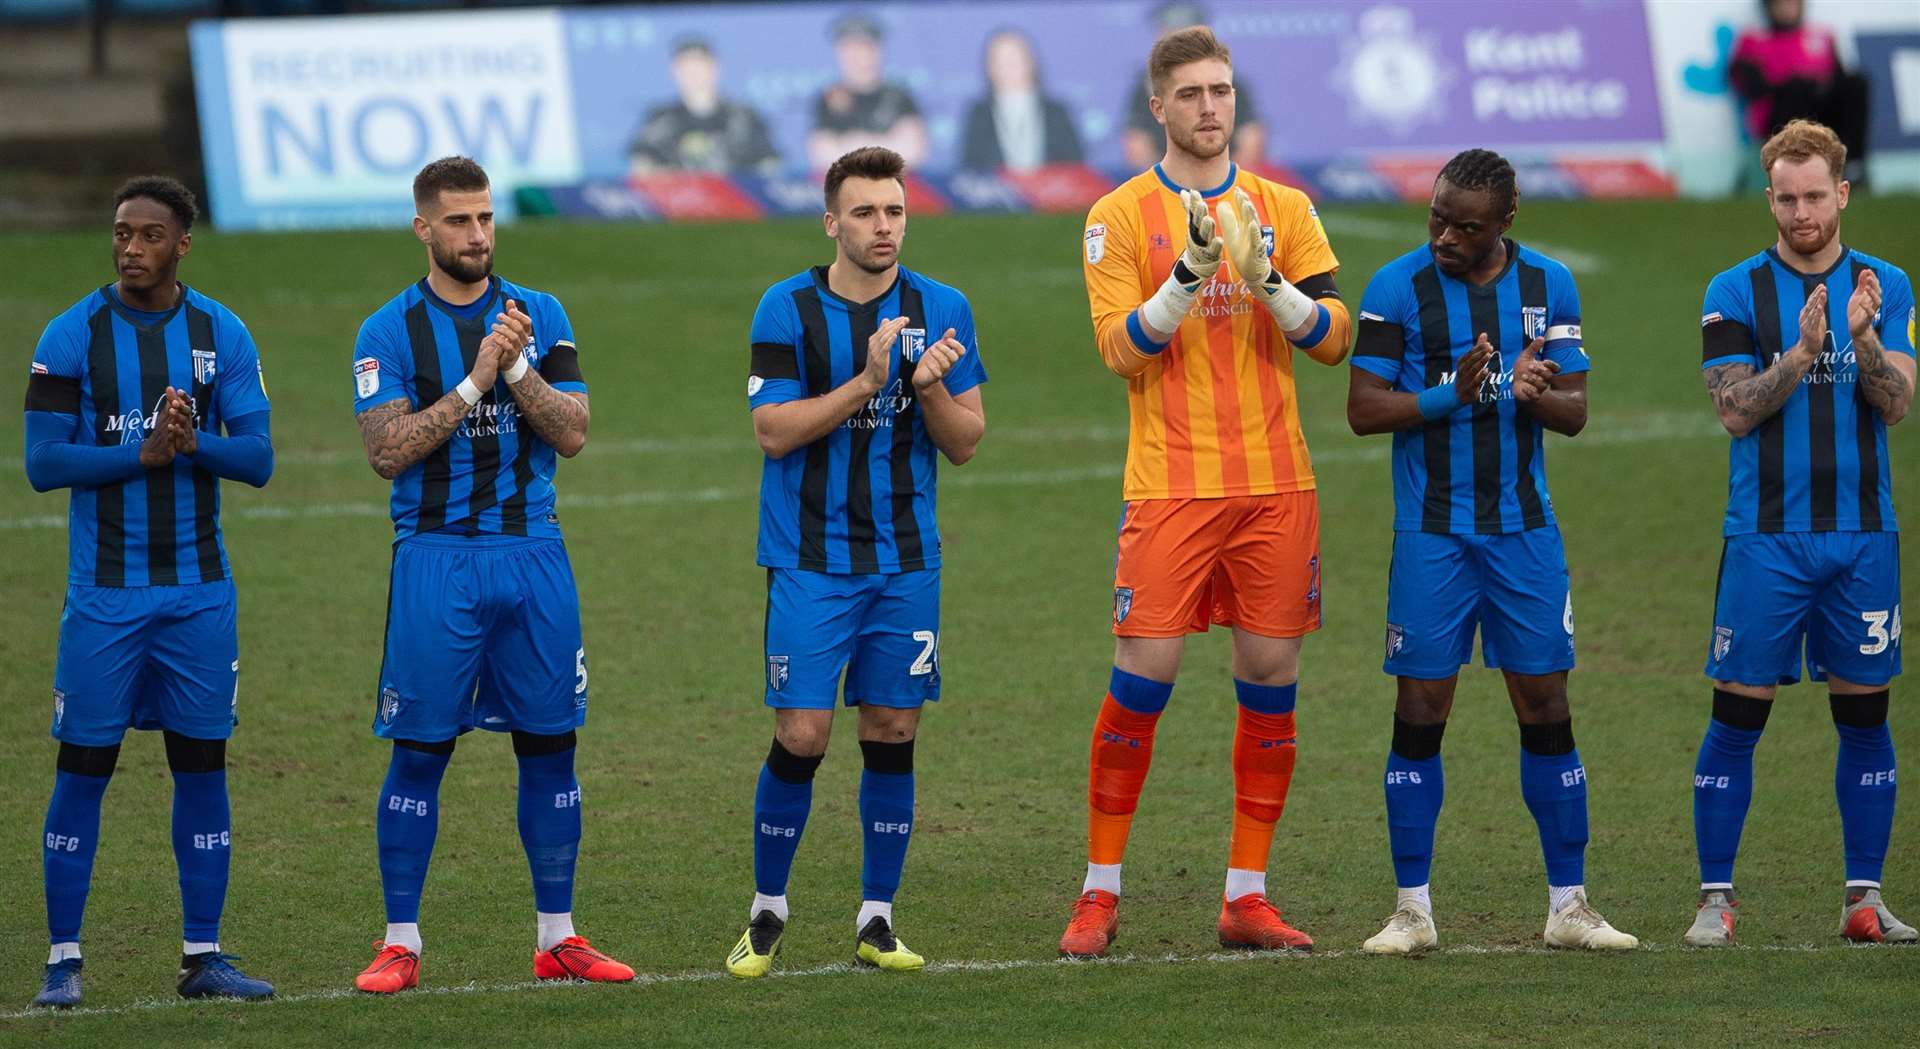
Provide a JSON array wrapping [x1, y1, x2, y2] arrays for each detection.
[[0, 939, 1873, 1023], [0, 415, 1725, 533]]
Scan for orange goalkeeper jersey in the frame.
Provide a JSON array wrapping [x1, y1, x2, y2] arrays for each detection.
[[1084, 164, 1344, 501]]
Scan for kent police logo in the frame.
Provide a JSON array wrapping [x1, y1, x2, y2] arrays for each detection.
[[380, 687, 401, 725], [1713, 626, 1733, 662], [192, 347, 217, 385], [767, 655, 790, 691], [1522, 306, 1547, 341], [900, 328, 926, 363], [1386, 623, 1405, 658], [1113, 587, 1134, 625]]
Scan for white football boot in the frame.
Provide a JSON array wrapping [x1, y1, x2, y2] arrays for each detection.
[[1362, 902, 1437, 956], [1543, 889, 1638, 950]]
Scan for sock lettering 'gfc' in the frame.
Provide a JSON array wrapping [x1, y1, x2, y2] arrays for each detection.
[[1227, 680, 1297, 884], [1832, 691, 1896, 885], [377, 740, 453, 925], [513, 731, 582, 916], [43, 744, 120, 947], [1087, 667, 1173, 866], [1693, 689, 1769, 887], [1385, 717, 1447, 890], [754, 738, 822, 897], [858, 739, 915, 905], [1518, 718, 1588, 888], [166, 733, 230, 947]]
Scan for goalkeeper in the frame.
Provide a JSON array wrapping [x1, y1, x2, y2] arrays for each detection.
[[1061, 24, 1349, 959]]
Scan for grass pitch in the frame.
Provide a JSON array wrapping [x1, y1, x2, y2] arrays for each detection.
[[0, 196, 1916, 1047]]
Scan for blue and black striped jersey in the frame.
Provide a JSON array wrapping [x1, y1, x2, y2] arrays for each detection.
[[27, 285, 270, 586], [748, 266, 987, 574], [1700, 246, 1914, 536], [352, 276, 586, 542], [1353, 241, 1589, 535]]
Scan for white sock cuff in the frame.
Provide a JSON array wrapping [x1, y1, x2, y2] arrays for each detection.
[[1083, 863, 1122, 896], [183, 941, 220, 956], [384, 922, 422, 954], [1224, 867, 1266, 902], [1846, 880, 1881, 890], [1549, 884, 1585, 914], [48, 942, 81, 964], [536, 911, 576, 951], [752, 892, 790, 923], [856, 900, 894, 933], [1396, 884, 1433, 913]]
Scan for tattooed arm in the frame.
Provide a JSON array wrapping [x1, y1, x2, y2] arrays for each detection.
[[357, 394, 471, 481], [1702, 283, 1824, 438], [488, 301, 589, 456], [1847, 269, 1914, 425], [503, 368, 590, 457]]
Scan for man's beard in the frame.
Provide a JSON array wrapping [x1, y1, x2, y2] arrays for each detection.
[[848, 240, 897, 274], [1169, 121, 1229, 162], [1778, 213, 1839, 255], [433, 243, 493, 283]]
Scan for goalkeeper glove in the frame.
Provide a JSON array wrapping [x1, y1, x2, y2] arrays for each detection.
[[1141, 189, 1222, 335], [1217, 188, 1317, 333]]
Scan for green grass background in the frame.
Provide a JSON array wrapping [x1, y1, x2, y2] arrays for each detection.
[[0, 197, 1916, 1046]]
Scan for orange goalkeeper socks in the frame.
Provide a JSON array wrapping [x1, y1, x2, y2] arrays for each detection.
[[1087, 669, 1173, 867], [1227, 681, 1297, 876]]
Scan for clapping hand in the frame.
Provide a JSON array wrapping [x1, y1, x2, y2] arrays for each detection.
[[1510, 337, 1558, 403]]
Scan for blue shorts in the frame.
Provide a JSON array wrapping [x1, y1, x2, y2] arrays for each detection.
[[52, 579, 240, 747], [763, 567, 941, 710], [1706, 531, 1903, 687], [1384, 528, 1576, 679], [375, 533, 587, 741]]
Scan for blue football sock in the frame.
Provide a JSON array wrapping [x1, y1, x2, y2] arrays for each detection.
[[858, 739, 916, 904], [754, 739, 821, 898], [170, 770, 231, 944], [1694, 691, 1769, 886], [43, 748, 117, 945], [377, 742, 452, 925], [1833, 692, 1896, 885], [514, 739, 582, 915], [1384, 718, 1446, 889], [1518, 720, 1588, 888]]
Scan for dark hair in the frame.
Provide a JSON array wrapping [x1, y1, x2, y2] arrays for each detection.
[[1436, 148, 1517, 217], [114, 175, 197, 231], [1148, 25, 1232, 98], [412, 156, 490, 211], [671, 34, 712, 58], [824, 146, 906, 210]]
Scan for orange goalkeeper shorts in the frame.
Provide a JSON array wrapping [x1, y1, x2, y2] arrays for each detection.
[[1111, 492, 1322, 639]]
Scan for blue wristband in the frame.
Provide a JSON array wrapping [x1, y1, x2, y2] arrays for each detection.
[[1416, 383, 1459, 421]]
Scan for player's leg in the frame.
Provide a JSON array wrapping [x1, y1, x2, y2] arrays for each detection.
[[730, 569, 861, 977], [1481, 527, 1633, 949], [484, 539, 631, 982], [357, 537, 484, 991], [1809, 532, 1910, 942], [1362, 531, 1476, 955], [1688, 533, 1814, 944], [1209, 492, 1322, 951], [148, 580, 275, 998], [843, 568, 939, 971], [35, 586, 145, 1007], [1064, 498, 1217, 957]]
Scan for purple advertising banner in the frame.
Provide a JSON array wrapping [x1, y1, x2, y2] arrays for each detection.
[[562, 0, 1663, 178]]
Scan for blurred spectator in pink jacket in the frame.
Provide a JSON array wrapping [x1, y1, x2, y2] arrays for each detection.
[[1729, 0, 1869, 181]]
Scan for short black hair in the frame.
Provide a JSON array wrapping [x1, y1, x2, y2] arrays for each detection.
[[413, 156, 490, 212], [1436, 148, 1517, 217], [824, 146, 905, 211], [114, 175, 197, 231], [671, 34, 712, 57]]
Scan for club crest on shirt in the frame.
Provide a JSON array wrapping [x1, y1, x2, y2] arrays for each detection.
[[900, 328, 926, 363], [1113, 587, 1134, 625], [1522, 306, 1547, 341], [1306, 555, 1321, 604], [1084, 223, 1108, 264], [767, 655, 790, 691], [1386, 623, 1405, 658], [192, 347, 217, 385], [1713, 626, 1733, 662], [1260, 225, 1275, 257], [52, 689, 65, 732], [380, 687, 401, 725]]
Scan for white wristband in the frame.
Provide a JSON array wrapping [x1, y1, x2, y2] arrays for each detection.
[[1139, 271, 1199, 337], [502, 355, 530, 385], [1258, 278, 1317, 333], [455, 377, 483, 406]]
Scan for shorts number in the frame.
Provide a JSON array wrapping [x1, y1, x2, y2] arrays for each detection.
[[1861, 606, 1902, 655], [909, 630, 938, 677], [574, 647, 589, 694]]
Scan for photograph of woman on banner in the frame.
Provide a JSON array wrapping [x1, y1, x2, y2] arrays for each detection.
[[807, 14, 929, 171], [959, 28, 1086, 173]]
